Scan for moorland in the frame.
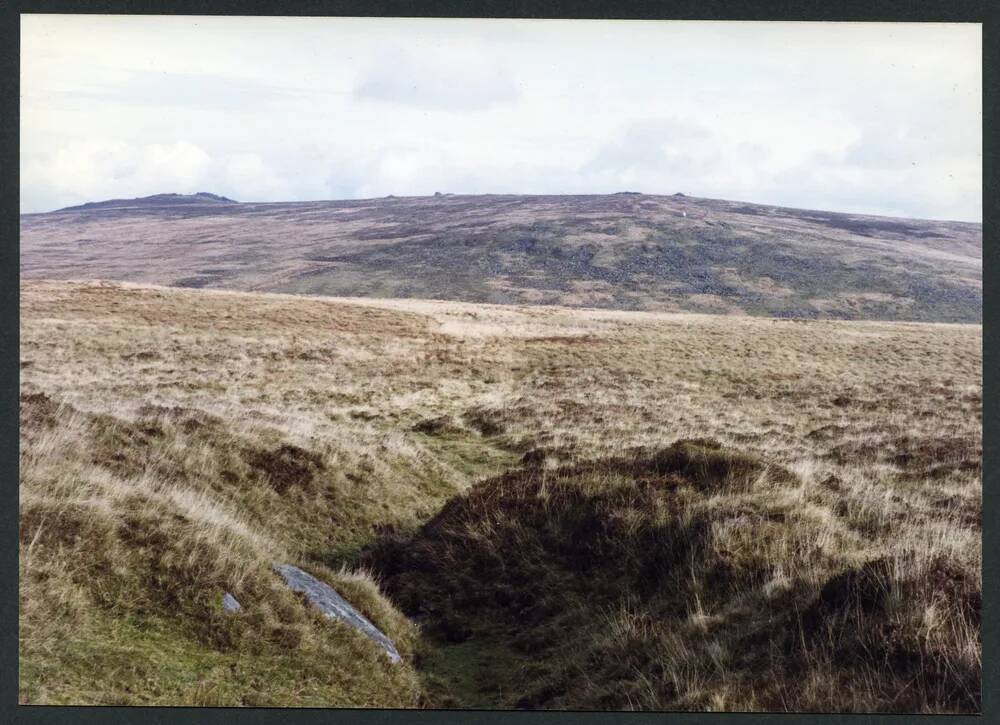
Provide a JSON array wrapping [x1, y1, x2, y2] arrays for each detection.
[[19, 278, 982, 711], [21, 192, 982, 321]]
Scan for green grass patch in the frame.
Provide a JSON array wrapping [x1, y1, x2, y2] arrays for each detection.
[[414, 631, 531, 709], [20, 610, 419, 707]]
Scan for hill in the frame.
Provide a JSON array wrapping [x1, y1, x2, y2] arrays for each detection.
[[53, 192, 238, 212], [19, 280, 981, 709], [20, 193, 981, 322]]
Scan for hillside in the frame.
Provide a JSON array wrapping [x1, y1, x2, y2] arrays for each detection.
[[54, 192, 239, 212], [20, 193, 982, 322], [20, 280, 982, 710]]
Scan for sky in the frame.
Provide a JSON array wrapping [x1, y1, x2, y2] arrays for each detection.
[[20, 16, 982, 221]]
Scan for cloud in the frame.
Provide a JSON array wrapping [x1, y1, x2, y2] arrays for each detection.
[[19, 17, 981, 221], [146, 141, 214, 186], [222, 153, 292, 201], [576, 118, 785, 200], [585, 118, 715, 177], [844, 111, 979, 172], [22, 140, 214, 210], [353, 49, 518, 110], [769, 151, 980, 222], [65, 70, 306, 112]]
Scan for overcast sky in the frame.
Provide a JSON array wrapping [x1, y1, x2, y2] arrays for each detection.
[[21, 16, 981, 221]]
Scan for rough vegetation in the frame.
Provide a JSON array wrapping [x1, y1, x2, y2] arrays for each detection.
[[21, 192, 982, 321], [19, 280, 981, 710], [363, 441, 980, 711]]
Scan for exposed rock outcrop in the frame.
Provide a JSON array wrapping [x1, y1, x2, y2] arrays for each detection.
[[221, 592, 242, 613], [273, 563, 401, 663]]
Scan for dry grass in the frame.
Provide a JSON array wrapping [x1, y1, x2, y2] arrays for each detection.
[[363, 442, 980, 711], [19, 279, 981, 710]]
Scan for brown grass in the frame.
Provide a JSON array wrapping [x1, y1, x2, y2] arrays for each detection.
[[21, 193, 981, 321], [363, 441, 979, 711], [19, 279, 981, 710]]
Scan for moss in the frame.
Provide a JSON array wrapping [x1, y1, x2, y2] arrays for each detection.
[[414, 632, 529, 709]]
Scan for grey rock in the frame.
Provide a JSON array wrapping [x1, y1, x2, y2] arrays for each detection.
[[221, 591, 242, 613], [273, 563, 401, 663]]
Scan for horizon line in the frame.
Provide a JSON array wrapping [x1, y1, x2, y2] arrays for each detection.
[[21, 190, 984, 226]]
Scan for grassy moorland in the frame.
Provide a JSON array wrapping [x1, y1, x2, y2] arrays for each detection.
[[19, 280, 981, 711], [21, 192, 982, 321]]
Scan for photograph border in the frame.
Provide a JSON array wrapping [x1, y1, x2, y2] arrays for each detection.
[[2, 1, 994, 723]]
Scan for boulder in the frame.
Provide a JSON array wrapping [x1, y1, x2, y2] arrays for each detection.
[[221, 591, 242, 613], [273, 563, 401, 663]]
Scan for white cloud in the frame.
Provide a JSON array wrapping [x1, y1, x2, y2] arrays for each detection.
[[354, 47, 519, 110], [20, 17, 981, 221], [222, 153, 292, 201], [71, 70, 305, 111], [585, 118, 714, 177], [146, 141, 213, 187], [21, 140, 214, 209]]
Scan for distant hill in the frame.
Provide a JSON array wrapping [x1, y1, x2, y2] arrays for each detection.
[[54, 192, 238, 212], [21, 192, 982, 322]]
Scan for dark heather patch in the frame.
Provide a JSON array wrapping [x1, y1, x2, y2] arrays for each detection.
[[796, 555, 981, 713], [20, 391, 62, 429], [362, 439, 788, 639], [412, 415, 461, 435], [463, 406, 506, 437], [243, 444, 325, 495]]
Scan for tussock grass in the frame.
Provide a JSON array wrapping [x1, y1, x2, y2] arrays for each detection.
[[363, 442, 979, 711], [19, 280, 980, 710]]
